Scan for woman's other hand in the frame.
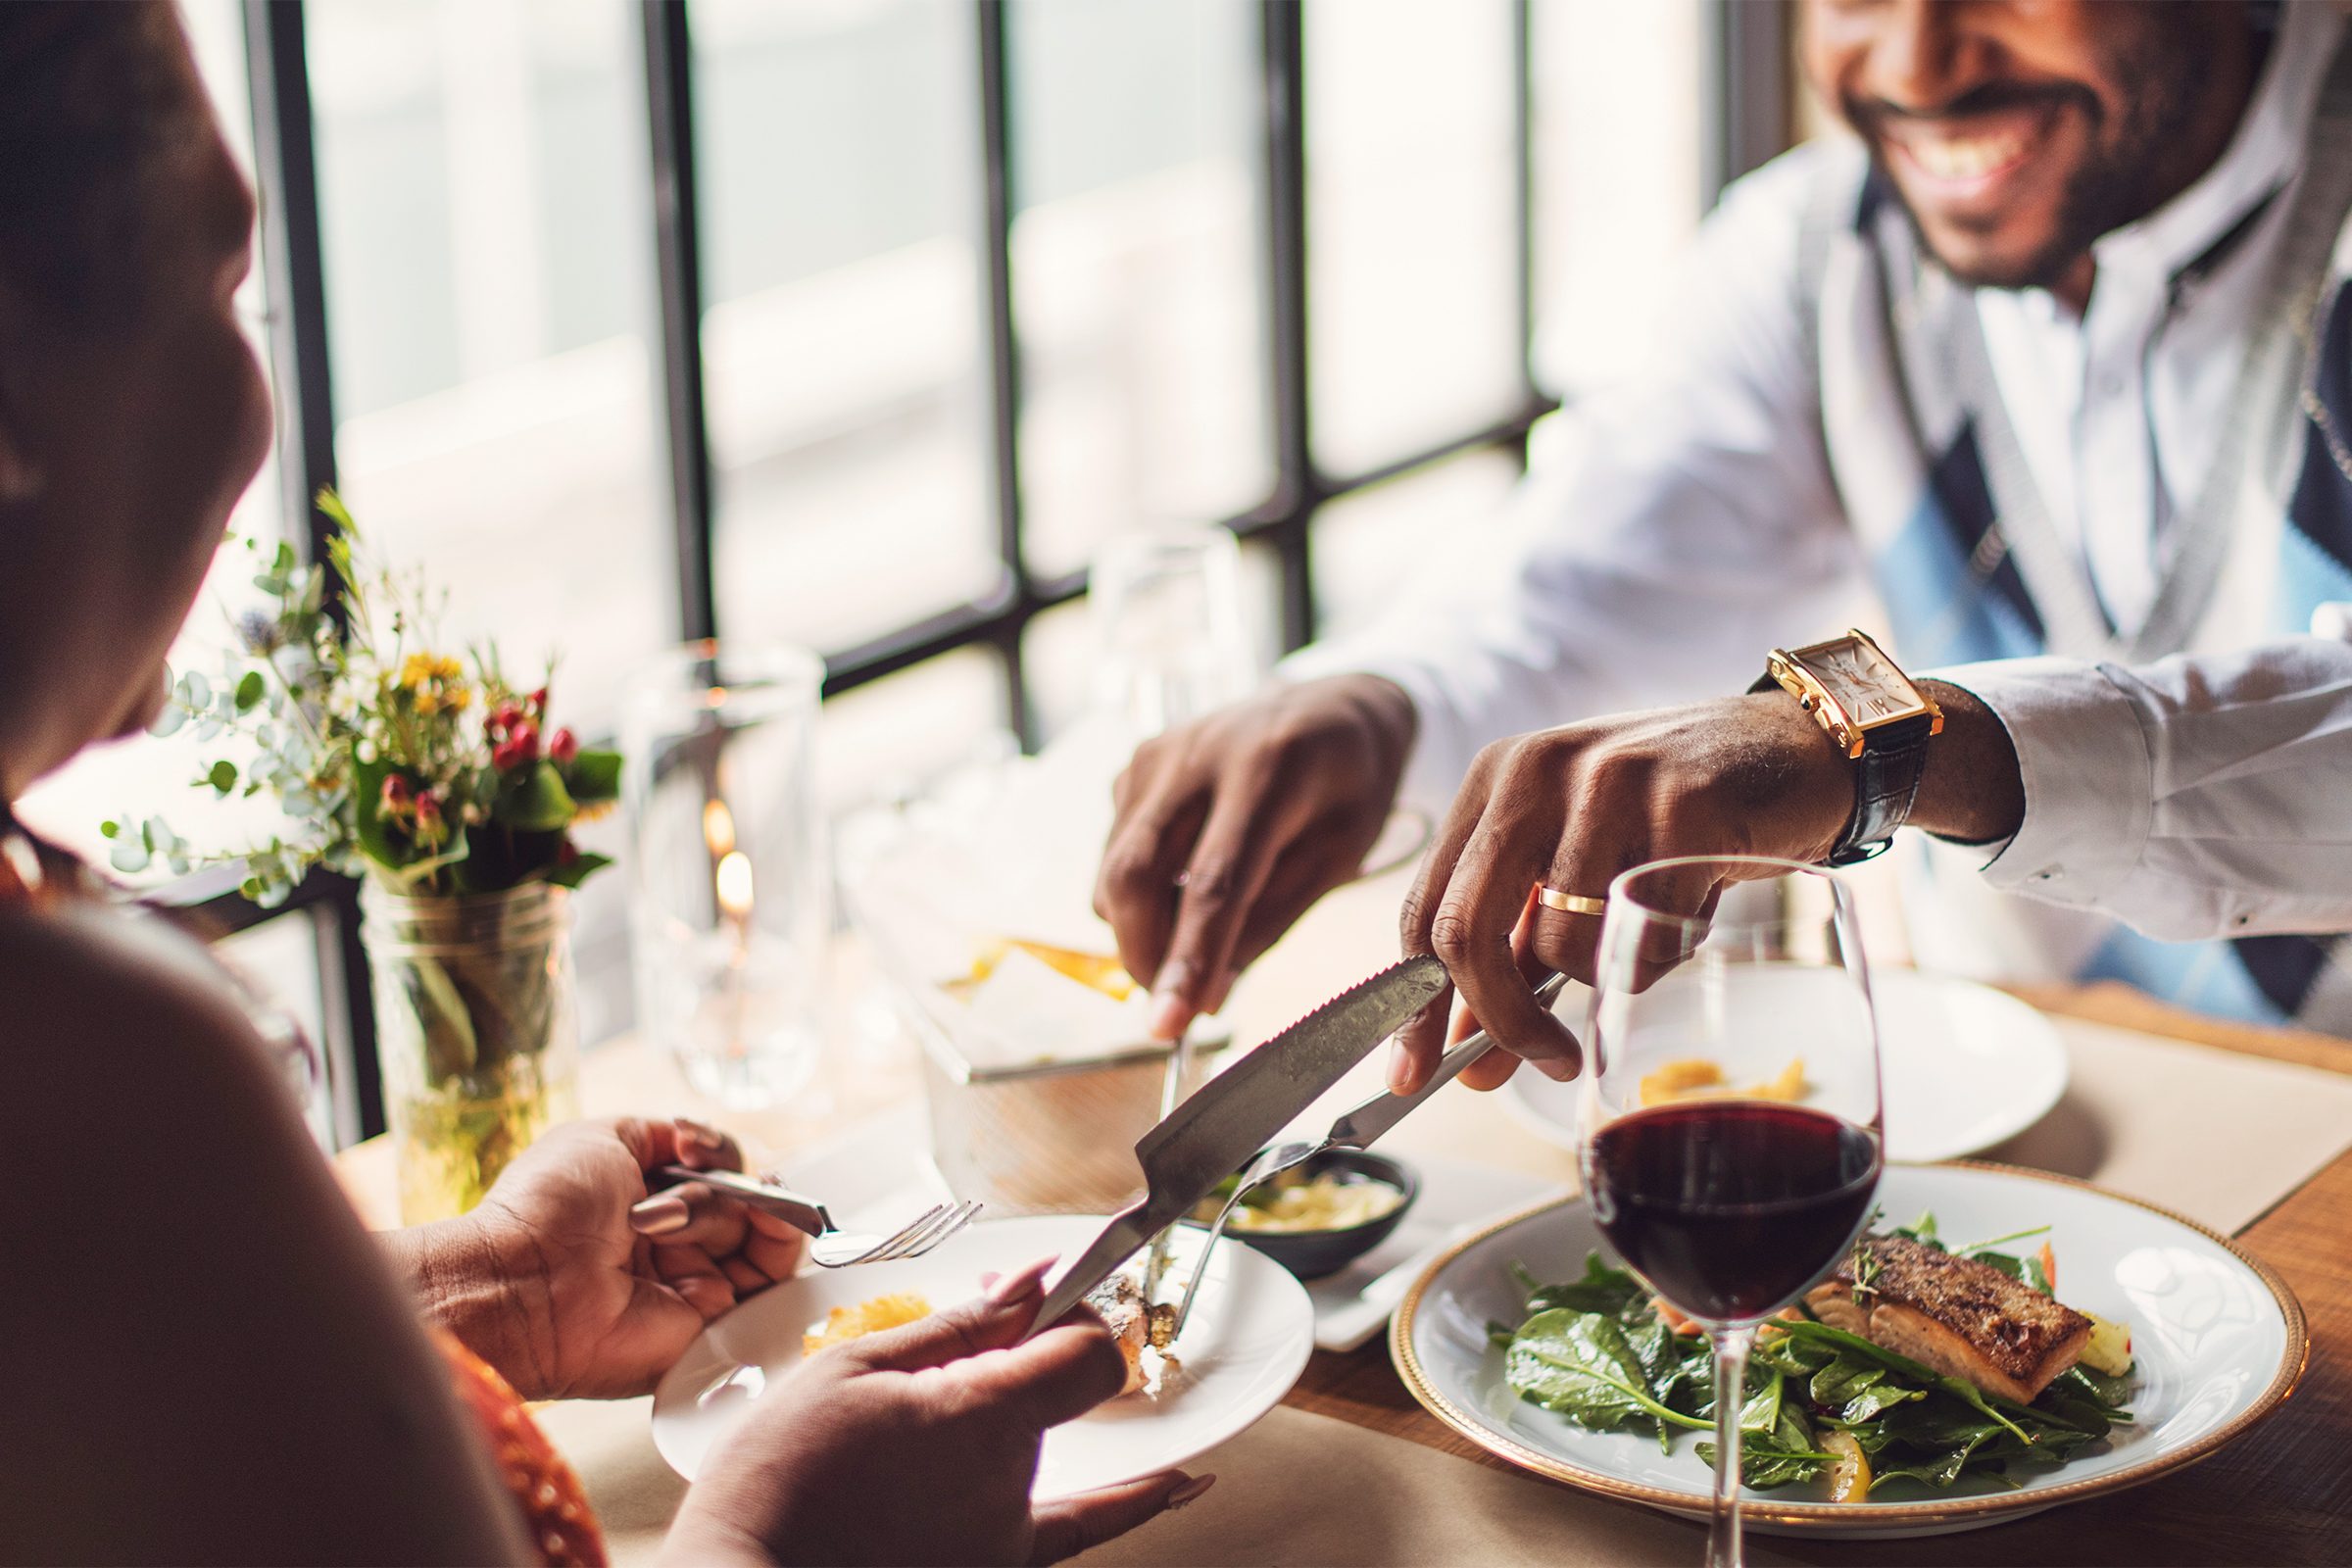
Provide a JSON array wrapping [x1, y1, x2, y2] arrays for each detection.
[[666, 1259, 1210, 1566], [390, 1116, 806, 1400]]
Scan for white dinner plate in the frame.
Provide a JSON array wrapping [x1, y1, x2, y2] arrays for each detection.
[[1506, 968, 2069, 1164], [1393, 1162, 2306, 1539], [651, 1214, 1314, 1500]]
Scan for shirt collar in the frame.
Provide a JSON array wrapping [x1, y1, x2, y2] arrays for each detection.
[[2093, 0, 2345, 282]]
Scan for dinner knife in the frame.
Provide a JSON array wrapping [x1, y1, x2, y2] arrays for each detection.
[[1021, 953, 1448, 1338]]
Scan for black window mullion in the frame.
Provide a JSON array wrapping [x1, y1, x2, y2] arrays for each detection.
[[974, 0, 1034, 747], [1259, 0, 1316, 654], [640, 0, 718, 646], [240, 0, 379, 1146], [1702, 0, 1793, 209], [1508, 0, 1555, 463]]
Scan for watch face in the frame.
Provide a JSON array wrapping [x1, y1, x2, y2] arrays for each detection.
[[1803, 638, 1919, 724]]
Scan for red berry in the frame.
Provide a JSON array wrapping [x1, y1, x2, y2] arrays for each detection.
[[549, 727, 578, 764], [416, 793, 441, 820], [381, 774, 411, 808], [511, 720, 540, 763], [529, 686, 550, 710], [492, 703, 521, 734]]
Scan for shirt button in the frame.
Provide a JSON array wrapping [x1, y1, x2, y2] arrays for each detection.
[[2032, 866, 2062, 882]]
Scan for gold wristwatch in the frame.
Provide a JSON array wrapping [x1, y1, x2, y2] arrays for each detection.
[[1748, 629, 1942, 865]]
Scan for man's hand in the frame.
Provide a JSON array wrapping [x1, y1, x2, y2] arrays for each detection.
[[388, 1116, 806, 1400], [1095, 672, 1417, 1040], [664, 1260, 1209, 1566], [1393, 682, 2022, 1094]]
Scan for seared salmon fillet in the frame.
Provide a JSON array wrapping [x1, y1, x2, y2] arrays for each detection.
[[1805, 1235, 2091, 1403]]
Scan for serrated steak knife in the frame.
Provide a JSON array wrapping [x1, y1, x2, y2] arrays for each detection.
[[1021, 953, 1447, 1339]]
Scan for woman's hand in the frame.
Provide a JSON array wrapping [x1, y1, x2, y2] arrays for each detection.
[[665, 1259, 1210, 1566], [388, 1116, 806, 1400]]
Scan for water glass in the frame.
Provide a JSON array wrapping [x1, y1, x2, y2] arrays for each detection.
[[1089, 522, 1253, 738], [622, 641, 827, 1107]]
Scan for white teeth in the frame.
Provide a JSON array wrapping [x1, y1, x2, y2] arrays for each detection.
[[1901, 126, 2030, 181]]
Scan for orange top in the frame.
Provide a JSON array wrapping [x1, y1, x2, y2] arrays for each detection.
[[433, 1329, 610, 1567]]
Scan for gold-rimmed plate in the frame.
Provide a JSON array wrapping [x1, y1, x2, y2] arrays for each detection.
[[1391, 1162, 2306, 1539]]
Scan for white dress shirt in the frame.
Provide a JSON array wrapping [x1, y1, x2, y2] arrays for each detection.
[[1288, 2, 2352, 948]]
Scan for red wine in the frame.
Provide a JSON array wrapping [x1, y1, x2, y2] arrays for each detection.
[[1583, 1101, 1882, 1324]]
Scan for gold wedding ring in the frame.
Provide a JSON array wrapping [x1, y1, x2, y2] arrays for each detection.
[[1535, 886, 1608, 917]]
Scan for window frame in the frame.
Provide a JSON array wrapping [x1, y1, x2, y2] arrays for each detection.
[[160, 0, 1769, 1144]]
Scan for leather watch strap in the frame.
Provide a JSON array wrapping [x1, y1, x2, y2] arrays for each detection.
[[1826, 713, 1935, 865]]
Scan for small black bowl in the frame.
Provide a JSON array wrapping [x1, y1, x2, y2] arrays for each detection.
[[1215, 1149, 1420, 1281]]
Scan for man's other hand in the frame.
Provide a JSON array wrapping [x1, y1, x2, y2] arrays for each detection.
[[1094, 673, 1416, 1041]]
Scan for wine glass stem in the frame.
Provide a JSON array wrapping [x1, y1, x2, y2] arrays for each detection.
[[1706, 1322, 1757, 1568]]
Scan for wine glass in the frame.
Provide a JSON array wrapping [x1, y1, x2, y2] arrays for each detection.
[[1579, 857, 1885, 1568]]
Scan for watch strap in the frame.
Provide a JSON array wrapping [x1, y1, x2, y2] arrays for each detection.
[[1827, 713, 1935, 865]]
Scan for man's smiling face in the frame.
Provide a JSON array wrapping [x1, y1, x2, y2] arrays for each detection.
[[1801, 1, 2258, 303]]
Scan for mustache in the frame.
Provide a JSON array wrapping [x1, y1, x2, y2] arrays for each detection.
[[1842, 77, 2096, 135]]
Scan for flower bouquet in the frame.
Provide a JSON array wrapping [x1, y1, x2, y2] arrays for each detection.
[[111, 490, 620, 1220]]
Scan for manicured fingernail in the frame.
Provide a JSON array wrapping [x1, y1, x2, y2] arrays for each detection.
[[1537, 1055, 1577, 1083], [630, 1193, 690, 1236], [1167, 1474, 1216, 1508], [675, 1117, 725, 1152], [1387, 1042, 1414, 1095], [987, 1253, 1058, 1304], [1149, 962, 1195, 1041]]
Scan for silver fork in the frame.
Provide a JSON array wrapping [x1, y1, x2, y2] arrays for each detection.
[[660, 1165, 982, 1267], [1168, 1137, 1321, 1340]]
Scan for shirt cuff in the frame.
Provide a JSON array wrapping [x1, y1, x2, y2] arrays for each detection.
[[1928, 657, 2155, 906]]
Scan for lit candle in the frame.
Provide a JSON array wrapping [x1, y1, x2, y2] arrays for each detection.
[[703, 798, 738, 858], [715, 849, 755, 923], [716, 850, 755, 1055]]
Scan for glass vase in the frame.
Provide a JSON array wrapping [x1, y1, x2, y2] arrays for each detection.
[[361, 880, 580, 1224]]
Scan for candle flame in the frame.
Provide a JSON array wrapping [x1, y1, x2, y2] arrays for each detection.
[[702, 799, 737, 857], [715, 851, 755, 919]]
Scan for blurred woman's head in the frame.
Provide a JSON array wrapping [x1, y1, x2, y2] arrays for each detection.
[[0, 2, 270, 800]]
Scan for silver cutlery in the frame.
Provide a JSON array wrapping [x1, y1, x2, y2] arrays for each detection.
[[659, 1164, 982, 1267], [1020, 954, 1450, 1340], [1166, 968, 1572, 1341]]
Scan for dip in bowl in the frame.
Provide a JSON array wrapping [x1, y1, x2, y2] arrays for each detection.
[[1192, 1149, 1420, 1280]]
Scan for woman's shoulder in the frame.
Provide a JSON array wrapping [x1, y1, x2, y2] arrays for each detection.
[[0, 900, 286, 1128]]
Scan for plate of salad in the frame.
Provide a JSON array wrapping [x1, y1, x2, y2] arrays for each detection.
[[1390, 1162, 2305, 1538]]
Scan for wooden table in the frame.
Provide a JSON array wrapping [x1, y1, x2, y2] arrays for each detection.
[[336, 955, 2351, 1567]]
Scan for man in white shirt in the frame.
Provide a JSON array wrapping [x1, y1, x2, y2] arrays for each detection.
[[1095, 0, 2352, 1081]]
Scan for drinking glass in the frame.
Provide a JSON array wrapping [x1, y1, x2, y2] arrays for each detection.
[[1580, 857, 1885, 1568], [1088, 522, 1253, 739], [622, 641, 828, 1107]]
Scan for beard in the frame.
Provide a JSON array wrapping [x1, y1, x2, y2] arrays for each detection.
[[1847, 29, 2207, 295]]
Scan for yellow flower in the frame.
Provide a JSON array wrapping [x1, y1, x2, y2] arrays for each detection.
[[445, 683, 472, 710], [400, 652, 466, 691], [415, 687, 441, 715]]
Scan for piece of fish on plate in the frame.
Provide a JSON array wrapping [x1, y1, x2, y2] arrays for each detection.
[[1085, 1273, 1179, 1396], [1806, 1234, 2091, 1403]]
